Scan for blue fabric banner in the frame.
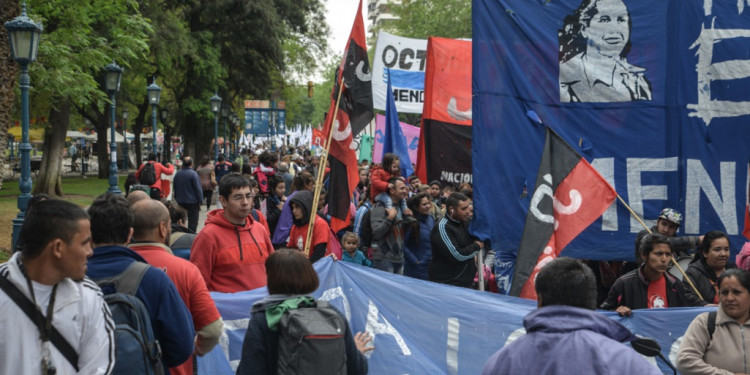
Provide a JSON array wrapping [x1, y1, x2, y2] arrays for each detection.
[[383, 69, 414, 178], [198, 258, 712, 374], [472, 0, 750, 261]]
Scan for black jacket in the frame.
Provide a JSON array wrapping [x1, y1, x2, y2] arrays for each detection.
[[428, 216, 480, 288], [634, 227, 701, 260], [683, 259, 736, 306], [600, 265, 700, 310]]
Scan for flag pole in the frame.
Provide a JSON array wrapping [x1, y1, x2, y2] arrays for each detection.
[[303, 76, 346, 257], [615, 194, 703, 300]]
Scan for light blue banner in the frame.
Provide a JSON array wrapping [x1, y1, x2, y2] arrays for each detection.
[[198, 257, 712, 374]]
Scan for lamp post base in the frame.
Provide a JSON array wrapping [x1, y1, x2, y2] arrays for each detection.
[[11, 213, 25, 253]]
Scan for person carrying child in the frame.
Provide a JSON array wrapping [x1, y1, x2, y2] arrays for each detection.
[[370, 153, 415, 224]]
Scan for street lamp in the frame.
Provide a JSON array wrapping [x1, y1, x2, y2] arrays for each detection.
[[104, 61, 123, 194], [221, 105, 229, 158], [160, 107, 168, 161], [6, 3, 43, 250], [210, 93, 222, 163], [146, 78, 161, 158], [232, 112, 240, 157], [122, 108, 129, 170]]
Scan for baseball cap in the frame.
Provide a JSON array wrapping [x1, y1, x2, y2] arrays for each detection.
[[658, 208, 682, 226]]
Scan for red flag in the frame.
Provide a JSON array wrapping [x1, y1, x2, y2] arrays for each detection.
[[510, 127, 617, 300], [416, 37, 472, 184], [311, 127, 324, 147], [321, 0, 373, 232]]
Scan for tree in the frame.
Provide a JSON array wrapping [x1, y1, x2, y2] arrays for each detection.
[[26, 0, 151, 195], [385, 0, 471, 39], [0, 0, 20, 187]]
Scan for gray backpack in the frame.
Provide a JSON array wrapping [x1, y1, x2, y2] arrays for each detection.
[[277, 300, 347, 375]]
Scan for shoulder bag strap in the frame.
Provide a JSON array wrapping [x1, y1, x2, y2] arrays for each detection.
[[0, 275, 79, 371]]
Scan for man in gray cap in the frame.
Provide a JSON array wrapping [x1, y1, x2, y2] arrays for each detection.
[[634, 208, 703, 262], [290, 153, 303, 176]]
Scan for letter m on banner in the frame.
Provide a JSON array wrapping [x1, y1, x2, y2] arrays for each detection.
[[510, 127, 617, 299]]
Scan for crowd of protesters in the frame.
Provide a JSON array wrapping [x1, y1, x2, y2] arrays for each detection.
[[4, 143, 750, 374]]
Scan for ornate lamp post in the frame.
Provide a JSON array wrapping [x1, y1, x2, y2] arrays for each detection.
[[221, 105, 229, 158], [103, 61, 123, 194], [146, 78, 161, 157], [122, 108, 129, 170], [6, 3, 43, 250], [160, 107, 168, 162], [210, 93, 222, 163]]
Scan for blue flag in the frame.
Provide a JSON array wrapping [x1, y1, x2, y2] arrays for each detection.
[[383, 69, 414, 178]]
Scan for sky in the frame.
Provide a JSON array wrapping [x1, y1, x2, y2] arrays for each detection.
[[325, 0, 369, 56]]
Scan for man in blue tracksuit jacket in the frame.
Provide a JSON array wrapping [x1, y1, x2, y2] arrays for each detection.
[[85, 193, 195, 372]]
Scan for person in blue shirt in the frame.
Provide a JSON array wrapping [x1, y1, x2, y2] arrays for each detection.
[[341, 232, 372, 267], [85, 193, 195, 372]]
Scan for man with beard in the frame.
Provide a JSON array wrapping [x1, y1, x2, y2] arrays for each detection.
[[129, 199, 224, 375], [429, 192, 485, 288]]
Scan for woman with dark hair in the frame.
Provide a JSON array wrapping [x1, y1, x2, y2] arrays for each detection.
[[236, 249, 373, 375], [558, 0, 651, 102], [254, 151, 279, 196], [266, 175, 286, 236], [683, 231, 735, 306], [677, 268, 750, 374], [403, 193, 435, 280]]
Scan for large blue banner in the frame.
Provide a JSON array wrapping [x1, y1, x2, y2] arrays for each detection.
[[472, 0, 750, 261], [198, 258, 711, 374]]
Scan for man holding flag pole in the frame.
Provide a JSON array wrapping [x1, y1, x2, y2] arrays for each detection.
[[303, 0, 373, 256]]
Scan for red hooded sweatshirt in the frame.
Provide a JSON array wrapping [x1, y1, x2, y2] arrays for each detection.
[[190, 209, 274, 293]]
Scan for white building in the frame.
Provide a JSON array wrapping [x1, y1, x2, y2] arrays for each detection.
[[368, 0, 401, 34]]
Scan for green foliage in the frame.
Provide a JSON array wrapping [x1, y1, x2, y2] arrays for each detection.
[[385, 0, 472, 39], [28, 0, 151, 111]]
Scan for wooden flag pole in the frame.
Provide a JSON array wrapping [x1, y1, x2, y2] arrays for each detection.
[[303, 77, 346, 257], [616, 194, 704, 300]]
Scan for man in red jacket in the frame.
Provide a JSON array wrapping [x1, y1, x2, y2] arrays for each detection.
[[135, 153, 174, 199], [129, 199, 224, 375], [190, 173, 274, 292]]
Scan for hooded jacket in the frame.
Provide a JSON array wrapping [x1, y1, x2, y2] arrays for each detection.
[[190, 209, 275, 293], [287, 191, 330, 263], [481, 305, 660, 375], [369, 165, 392, 202]]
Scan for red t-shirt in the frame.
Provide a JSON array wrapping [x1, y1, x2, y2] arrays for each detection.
[[287, 216, 330, 258], [131, 242, 222, 375], [647, 276, 669, 309]]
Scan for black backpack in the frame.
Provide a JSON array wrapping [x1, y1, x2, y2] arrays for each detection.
[[359, 202, 384, 247], [92, 262, 164, 375], [277, 300, 347, 375], [139, 162, 157, 186]]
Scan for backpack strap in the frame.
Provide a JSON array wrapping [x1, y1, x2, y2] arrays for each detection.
[[169, 232, 187, 248], [93, 261, 150, 296], [251, 209, 260, 222], [0, 275, 79, 371], [707, 310, 717, 341]]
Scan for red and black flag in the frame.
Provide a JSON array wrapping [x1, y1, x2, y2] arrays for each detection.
[[321, 0, 373, 232], [510, 127, 617, 300], [415, 37, 472, 185]]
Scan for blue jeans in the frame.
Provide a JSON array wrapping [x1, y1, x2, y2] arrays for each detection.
[[372, 259, 404, 275]]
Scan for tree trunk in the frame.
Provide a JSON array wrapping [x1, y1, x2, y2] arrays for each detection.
[[94, 119, 109, 179], [33, 101, 69, 196], [0, 0, 20, 185]]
